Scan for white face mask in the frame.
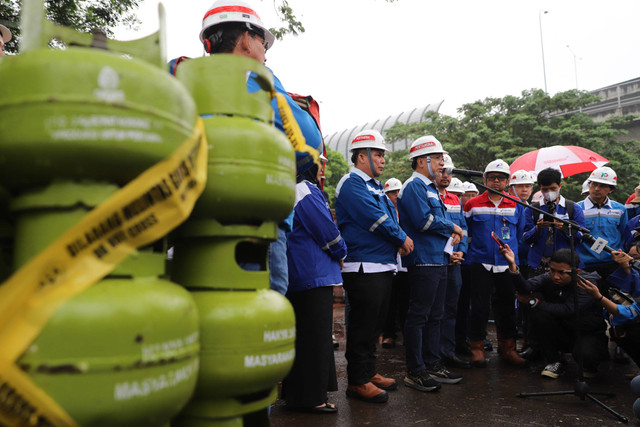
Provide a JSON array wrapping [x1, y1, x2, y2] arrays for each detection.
[[543, 191, 558, 202]]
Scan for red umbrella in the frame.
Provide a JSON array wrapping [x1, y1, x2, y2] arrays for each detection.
[[510, 145, 609, 178]]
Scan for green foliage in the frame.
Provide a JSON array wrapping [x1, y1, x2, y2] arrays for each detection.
[[323, 147, 349, 208], [0, 0, 141, 53], [268, 0, 304, 40], [385, 89, 640, 202]]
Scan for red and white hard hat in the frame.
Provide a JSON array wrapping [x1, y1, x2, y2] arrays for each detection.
[[200, 0, 275, 50], [484, 159, 511, 176], [409, 135, 446, 159], [384, 178, 402, 193], [349, 130, 389, 152], [588, 166, 617, 187], [510, 169, 535, 185]]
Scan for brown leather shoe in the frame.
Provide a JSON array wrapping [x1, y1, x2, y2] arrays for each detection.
[[370, 373, 398, 390], [470, 340, 487, 368], [498, 338, 528, 367], [381, 338, 395, 349], [346, 382, 388, 403]]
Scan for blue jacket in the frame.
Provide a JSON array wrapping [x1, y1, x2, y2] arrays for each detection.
[[623, 215, 640, 252], [464, 191, 526, 266], [442, 190, 469, 255], [287, 181, 347, 293], [522, 197, 586, 269], [335, 168, 407, 265], [577, 197, 628, 267], [605, 267, 640, 325], [397, 172, 455, 266]]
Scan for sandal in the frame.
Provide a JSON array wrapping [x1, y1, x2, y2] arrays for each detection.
[[286, 402, 337, 414]]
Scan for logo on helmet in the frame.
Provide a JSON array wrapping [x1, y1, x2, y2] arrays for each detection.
[[353, 134, 376, 143], [410, 141, 436, 152]]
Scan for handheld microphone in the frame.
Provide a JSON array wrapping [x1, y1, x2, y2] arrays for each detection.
[[451, 168, 484, 178], [581, 234, 640, 272]]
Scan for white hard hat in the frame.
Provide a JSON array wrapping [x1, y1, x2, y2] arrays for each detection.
[[510, 169, 534, 185], [462, 181, 479, 193], [581, 179, 590, 195], [447, 178, 464, 194], [384, 178, 402, 193], [484, 159, 511, 176], [409, 135, 446, 159], [443, 154, 455, 170], [349, 129, 389, 152], [0, 24, 11, 43], [200, 0, 275, 50], [588, 166, 617, 187]]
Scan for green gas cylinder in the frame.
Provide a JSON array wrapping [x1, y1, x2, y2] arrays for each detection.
[[175, 55, 295, 225], [17, 278, 200, 426], [176, 289, 295, 424]]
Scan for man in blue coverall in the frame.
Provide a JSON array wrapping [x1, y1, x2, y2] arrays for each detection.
[[577, 166, 628, 279], [335, 129, 414, 403], [398, 136, 464, 392]]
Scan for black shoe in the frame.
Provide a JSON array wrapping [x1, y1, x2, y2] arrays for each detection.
[[443, 354, 471, 369], [541, 362, 565, 379], [404, 370, 441, 392], [518, 346, 541, 361], [426, 364, 463, 384]]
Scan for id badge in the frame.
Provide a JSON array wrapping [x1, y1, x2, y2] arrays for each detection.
[[501, 225, 510, 240]]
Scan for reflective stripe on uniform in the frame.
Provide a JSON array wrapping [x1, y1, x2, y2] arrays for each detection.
[[369, 214, 389, 232]]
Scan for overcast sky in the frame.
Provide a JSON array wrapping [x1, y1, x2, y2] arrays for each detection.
[[116, 0, 640, 137]]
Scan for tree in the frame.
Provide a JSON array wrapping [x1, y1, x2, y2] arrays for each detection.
[[323, 147, 349, 208], [384, 89, 640, 202], [0, 0, 141, 54]]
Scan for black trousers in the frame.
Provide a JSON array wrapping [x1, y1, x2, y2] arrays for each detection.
[[530, 309, 608, 371], [343, 271, 394, 385], [468, 264, 517, 341], [382, 271, 410, 340], [455, 264, 472, 349], [282, 286, 337, 407]]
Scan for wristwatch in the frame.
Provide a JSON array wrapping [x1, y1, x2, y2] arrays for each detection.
[[528, 298, 539, 308]]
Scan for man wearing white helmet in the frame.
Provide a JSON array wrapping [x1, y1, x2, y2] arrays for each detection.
[[577, 166, 628, 279], [463, 159, 527, 368], [460, 182, 479, 207], [624, 179, 640, 220], [335, 130, 414, 403], [446, 178, 465, 196], [397, 136, 465, 391], [191, 1, 323, 298], [434, 155, 470, 369], [509, 170, 534, 203]]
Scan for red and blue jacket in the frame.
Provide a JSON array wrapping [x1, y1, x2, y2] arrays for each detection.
[[464, 191, 525, 266]]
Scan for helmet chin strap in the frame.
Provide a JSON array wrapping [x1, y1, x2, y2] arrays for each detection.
[[367, 148, 381, 178], [426, 155, 442, 178]]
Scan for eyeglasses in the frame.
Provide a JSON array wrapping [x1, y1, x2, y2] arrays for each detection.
[[549, 267, 572, 276], [249, 31, 267, 51], [486, 174, 508, 181]]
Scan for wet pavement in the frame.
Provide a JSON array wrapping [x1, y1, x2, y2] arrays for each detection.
[[271, 302, 639, 426]]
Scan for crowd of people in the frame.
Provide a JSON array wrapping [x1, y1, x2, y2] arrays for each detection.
[[185, 0, 640, 416]]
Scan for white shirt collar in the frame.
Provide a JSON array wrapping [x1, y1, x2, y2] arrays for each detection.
[[351, 167, 380, 185], [411, 171, 434, 187], [583, 196, 612, 210]]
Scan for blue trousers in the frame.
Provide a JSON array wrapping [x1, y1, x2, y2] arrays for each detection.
[[268, 227, 289, 295], [441, 264, 462, 358], [404, 265, 447, 372]]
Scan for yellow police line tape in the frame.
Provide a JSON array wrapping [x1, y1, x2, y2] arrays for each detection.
[[274, 92, 320, 169], [0, 118, 208, 427]]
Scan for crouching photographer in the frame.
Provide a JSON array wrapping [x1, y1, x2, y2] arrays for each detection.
[[577, 241, 640, 369], [500, 244, 608, 379]]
